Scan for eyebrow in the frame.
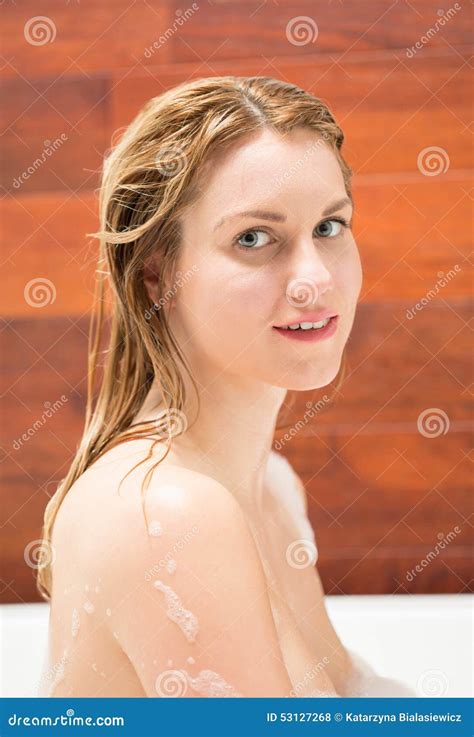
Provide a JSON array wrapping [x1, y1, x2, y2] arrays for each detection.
[[213, 196, 353, 232]]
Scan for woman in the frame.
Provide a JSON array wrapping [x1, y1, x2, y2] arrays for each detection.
[[36, 76, 415, 698]]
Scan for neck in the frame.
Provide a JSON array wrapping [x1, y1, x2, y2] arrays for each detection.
[[135, 374, 287, 514]]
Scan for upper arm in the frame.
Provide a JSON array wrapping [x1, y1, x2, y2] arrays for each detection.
[[100, 468, 294, 698]]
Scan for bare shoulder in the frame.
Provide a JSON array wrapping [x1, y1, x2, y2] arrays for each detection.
[[79, 462, 294, 696]]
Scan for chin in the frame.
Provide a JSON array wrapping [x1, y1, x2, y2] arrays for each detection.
[[276, 357, 343, 391]]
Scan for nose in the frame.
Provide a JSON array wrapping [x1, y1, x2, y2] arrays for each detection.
[[285, 234, 334, 301]]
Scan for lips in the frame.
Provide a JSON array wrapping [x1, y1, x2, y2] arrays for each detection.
[[273, 314, 339, 341], [273, 309, 338, 329]]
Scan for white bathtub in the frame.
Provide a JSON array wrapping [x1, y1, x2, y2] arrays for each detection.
[[1, 594, 472, 698]]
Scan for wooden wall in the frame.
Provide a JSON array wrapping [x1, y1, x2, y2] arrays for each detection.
[[1, 0, 472, 603]]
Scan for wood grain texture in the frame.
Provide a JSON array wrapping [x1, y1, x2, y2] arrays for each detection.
[[1, 0, 472, 603]]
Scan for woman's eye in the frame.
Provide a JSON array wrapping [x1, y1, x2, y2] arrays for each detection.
[[235, 229, 272, 250], [315, 218, 348, 238]]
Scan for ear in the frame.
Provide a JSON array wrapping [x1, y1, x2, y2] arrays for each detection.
[[143, 251, 161, 305], [143, 251, 177, 313]]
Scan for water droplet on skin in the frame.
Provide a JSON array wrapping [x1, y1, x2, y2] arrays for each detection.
[[148, 520, 163, 537], [113, 632, 119, 639], [100, 671, 106, 678], [83, 600, 95, 614], [189, 668, 242, 697], [71, 608, 80, 638], [187, 656, 195, 665], [154, 580, 198, 643], [106, 608, 112, 617], [92, 663, 98, 672], [166, 558, 177, 574]]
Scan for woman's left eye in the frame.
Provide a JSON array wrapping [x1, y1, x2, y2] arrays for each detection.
[[315, 217, 349, 238]]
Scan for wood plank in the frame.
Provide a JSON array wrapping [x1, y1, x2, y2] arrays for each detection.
[[318, 554, 473, 595], [2, 76, 108, 194], [1, 192, 101, 316], [164, 0, 472, 65], [3, 0, 469, 79], [2, 0, 172, 79]]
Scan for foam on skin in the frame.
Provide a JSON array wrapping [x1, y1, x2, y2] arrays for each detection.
[[153, 579, 199, 643], [71, 608, 80, 638]]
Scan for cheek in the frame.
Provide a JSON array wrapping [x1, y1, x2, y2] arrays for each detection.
[[334, 244, 363, 305], [210, 270, 275, 336], [176, 257, 276, 348]]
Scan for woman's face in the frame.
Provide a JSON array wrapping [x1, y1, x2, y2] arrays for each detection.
[[167, 126, 363, 391]]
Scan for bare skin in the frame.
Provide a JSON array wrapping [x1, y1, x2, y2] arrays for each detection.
[[41, 127, 363, 697], [40, 438, 352, 697]]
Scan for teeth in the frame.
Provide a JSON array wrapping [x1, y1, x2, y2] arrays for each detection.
[[283, 317, 331, 330]]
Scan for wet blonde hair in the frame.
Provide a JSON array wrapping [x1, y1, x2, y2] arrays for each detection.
[[37, 75, 352, 600]]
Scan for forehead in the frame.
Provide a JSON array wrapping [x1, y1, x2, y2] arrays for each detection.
[[188, 127, 347, 222]]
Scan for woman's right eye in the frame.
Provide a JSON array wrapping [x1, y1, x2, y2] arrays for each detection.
[[234, 229, 273, 251]]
